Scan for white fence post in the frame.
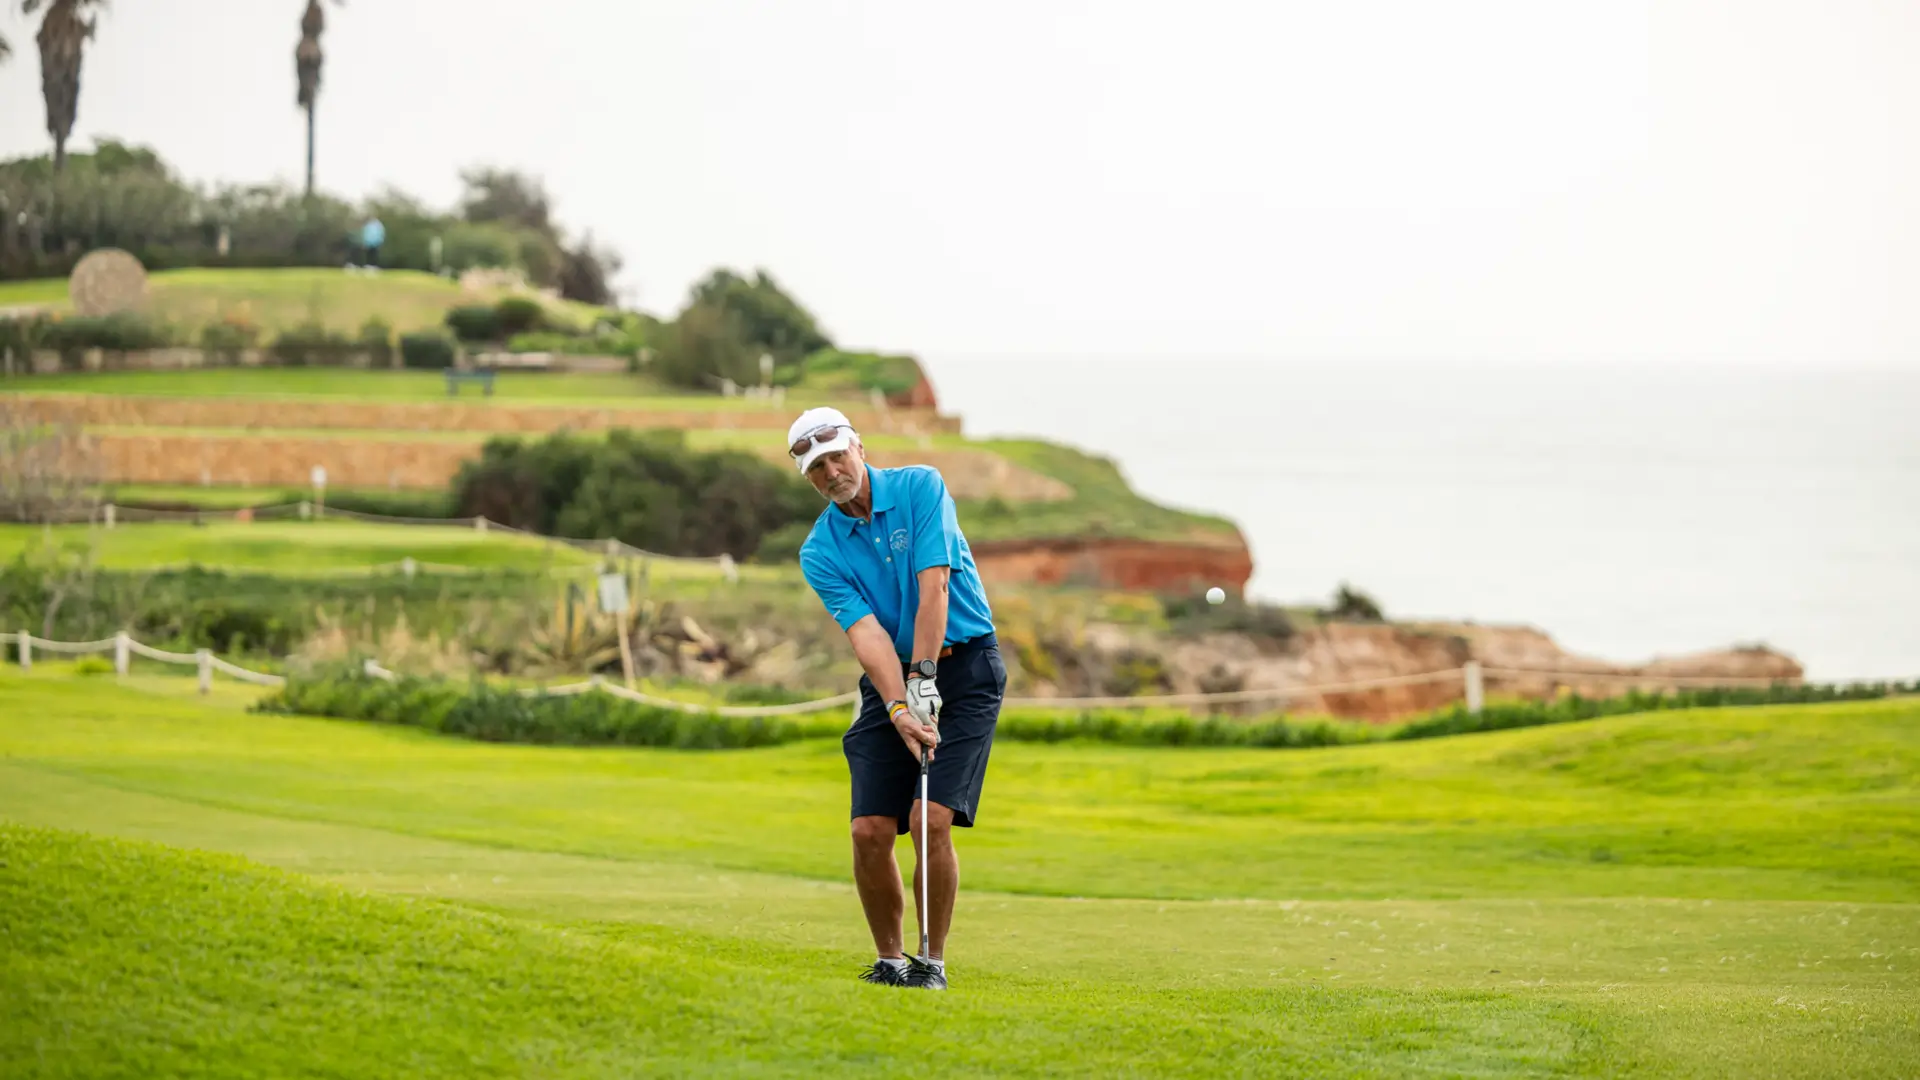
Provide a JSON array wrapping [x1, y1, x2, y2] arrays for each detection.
[[1464, 661, 1484, 714], [197, 649, 212, 695], [104, 503, 117, 530], [17, 631, 29, 672], [114, 631, 130, 676]]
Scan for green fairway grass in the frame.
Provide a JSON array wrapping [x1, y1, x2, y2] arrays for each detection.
[[0, 267, 613, 336], [0, 520, 607, 574], [0, 671, 1914, 1077]]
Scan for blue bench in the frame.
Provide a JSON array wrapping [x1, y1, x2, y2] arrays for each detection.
[[444, 368, 496, 396]]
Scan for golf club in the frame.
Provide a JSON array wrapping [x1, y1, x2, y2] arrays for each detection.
[[918, 734, 931, 964]]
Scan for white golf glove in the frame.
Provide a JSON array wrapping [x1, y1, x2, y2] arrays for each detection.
[[905, 675, 943, 726]]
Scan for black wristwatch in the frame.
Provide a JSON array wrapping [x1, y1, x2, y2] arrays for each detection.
[[910, 659, 938, 680]]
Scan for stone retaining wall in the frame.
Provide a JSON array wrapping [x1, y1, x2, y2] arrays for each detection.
[[15, 393, 959, 437], [86, 432, 1070, 502]]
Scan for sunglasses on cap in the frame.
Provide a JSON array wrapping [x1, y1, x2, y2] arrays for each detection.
[[788, 425, 848, 460]]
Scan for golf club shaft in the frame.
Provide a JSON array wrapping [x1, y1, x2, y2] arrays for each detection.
[[919, 748, 930, 959]]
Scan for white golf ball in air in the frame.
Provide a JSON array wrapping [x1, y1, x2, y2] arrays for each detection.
[[1206, 587, 1226, 606]]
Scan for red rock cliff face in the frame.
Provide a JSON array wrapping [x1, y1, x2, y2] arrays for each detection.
[[886, 372, 940, 410], [971, 536, 1253, 594]]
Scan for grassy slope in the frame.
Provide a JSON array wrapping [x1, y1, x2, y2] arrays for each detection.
[[0, 266, 611, 336], [1, 671, 1915, 1077], [0, 520, 609, 574]]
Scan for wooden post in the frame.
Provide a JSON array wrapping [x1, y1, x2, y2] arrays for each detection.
[[114, 632, 129, 676], [104, 503, 117, 530], [17, 631, 29, 672], [1464, 660, 1484, 714], [197, 649, 212, 695], [616, 618, 637, 691]]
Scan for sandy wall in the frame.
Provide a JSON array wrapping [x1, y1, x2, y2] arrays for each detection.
[[15, 393, 960, 437], [971, 535, 1255, 594]]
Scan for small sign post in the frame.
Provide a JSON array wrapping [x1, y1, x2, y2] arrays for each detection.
[[598, 571, 636, 689]]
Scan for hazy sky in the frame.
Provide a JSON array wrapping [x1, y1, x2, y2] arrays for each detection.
[[1, 1, 1913, 366]]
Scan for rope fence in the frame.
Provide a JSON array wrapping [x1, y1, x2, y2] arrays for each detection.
[[4, 630, 285, 692], [8, 631, 1885, 719]]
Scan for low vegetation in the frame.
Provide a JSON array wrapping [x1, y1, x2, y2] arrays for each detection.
[[255, 669, 1915, 751]]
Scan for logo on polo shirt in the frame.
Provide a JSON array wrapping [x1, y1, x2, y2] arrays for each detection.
[[890, 528, 910, 553]]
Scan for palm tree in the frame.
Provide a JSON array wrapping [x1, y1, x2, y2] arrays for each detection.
[[25, 0, 105, 173], [295, 1, 343, 198]]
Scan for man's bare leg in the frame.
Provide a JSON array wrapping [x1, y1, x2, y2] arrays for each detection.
[[850, 814, 905, 956], [907, 800, 958, 958]]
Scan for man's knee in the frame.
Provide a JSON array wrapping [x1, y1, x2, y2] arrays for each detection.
[[850, 815, 896, 854], [908, 800, 955, 838]]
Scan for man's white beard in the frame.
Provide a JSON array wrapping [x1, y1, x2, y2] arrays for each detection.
[[827, 469, 863, 505]]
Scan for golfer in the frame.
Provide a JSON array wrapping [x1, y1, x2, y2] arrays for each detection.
[[789, 406, 1004, 992]]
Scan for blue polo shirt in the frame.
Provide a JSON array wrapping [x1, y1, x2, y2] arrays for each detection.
[[799, 464, 994, 661]]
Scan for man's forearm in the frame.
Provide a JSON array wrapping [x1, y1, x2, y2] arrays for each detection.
[[848, 618, 908, 704], [911, 569, 950, 666]]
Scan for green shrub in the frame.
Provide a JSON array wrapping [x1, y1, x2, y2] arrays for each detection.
[[785, 349, 923, 397], [1, 314, 52, 359], [357, 316, 395, 368], [996, 709, 1371, 748], [199, 316, 261, 360], [1163, 592, 1295, 643], [493, 297, 546, 336], [320, 488, 458, 519], [451, 429, 818, 561], [444, 305, 502, 343], [400, 330, 458, 370], [41, 313, 173, 355], [248, 673, 1910, 753], [270, 322, 356, 366], [253, 675, 843, 749], [1324, 582, 1385, 622], [506, 331, 641, 358], [753, 520, 814, 565], [72, 655, 113, 677], [1389, 682, 1905, 741]]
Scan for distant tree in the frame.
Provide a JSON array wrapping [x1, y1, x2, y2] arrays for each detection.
[[1325, 582, 1385, 622], [557, 231, 622, 306], [25, 0, 108, 172], [653, 300, 757, 390], [688, 268, 833, 365], [295, 1, 344, 198], [459, 168, 555, 234]]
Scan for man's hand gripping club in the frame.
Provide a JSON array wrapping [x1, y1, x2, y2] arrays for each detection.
[[900, 675, 942, 761]]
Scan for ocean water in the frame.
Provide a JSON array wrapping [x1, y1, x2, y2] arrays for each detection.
[[929, 357, 1920, 682]]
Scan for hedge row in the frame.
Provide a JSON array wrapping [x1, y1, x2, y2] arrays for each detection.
[[254, 673, 1914, 753], [1388, 681, 1914, 741], [253, 674, 842, 749]]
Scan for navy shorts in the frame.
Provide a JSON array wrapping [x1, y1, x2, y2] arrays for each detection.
[[845, 635, 1006, 835]]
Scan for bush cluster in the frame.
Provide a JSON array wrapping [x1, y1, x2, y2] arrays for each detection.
[[35, 313, 175, 360], [1, 142, 620, 304], [253, 674, 842, 749], [269, 322, 356, 366], [400, 330, 457, 369], [1389, 682, 1908, 741], [451, 429, 818, 561], [249, 672, 1913, 753]]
